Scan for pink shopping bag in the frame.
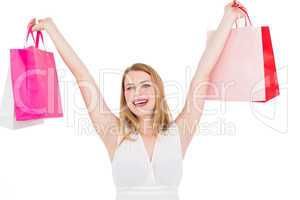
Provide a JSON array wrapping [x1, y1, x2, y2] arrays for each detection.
[[204, 4, 279, 102], [10, 21, 63, 121]]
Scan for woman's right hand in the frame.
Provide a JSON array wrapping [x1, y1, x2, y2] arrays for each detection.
[[31, 17, 55, 32]]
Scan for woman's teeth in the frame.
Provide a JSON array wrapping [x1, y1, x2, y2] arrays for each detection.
[[134, 99, 148, 107]]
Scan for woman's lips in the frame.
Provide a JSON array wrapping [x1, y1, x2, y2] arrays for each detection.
[[133, 98, 149, 107]]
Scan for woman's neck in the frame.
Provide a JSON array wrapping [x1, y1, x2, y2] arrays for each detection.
[[138, 117, 155, 136]]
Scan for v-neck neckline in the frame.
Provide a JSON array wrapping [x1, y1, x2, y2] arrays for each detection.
[[138, 133, 160, 164]]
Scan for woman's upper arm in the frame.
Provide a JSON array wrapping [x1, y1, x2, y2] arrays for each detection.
[[76, 70, 120, 160], [175, 75, 209, 158], [40, 18, 119, 159], [175, 109, 201, 159], [43, 20, 120, 159]]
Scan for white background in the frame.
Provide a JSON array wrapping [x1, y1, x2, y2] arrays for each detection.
[[0, 0, 299, 200]]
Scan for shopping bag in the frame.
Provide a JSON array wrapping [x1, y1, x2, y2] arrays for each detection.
[[0, 55, 43, 129], [204, 5, 279, 102], [10, 22, 63, 121]]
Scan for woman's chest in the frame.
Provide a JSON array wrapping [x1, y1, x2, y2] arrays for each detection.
[[111, 133, 183, 187]]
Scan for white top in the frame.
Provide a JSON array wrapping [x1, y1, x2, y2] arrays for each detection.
[[111, 121, 184, 200]]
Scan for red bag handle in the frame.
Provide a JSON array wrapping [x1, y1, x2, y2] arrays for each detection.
[[232, 1, 252, 28]]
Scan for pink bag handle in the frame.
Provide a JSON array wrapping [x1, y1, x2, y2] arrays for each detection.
[[25, 18, 46, 49], [35, 30, 46, 49], [232, 1, 252, 28], [25, 23, 36, 46]]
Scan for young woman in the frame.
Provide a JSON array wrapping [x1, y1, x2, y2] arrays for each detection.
[[32, 1, 247, 199]]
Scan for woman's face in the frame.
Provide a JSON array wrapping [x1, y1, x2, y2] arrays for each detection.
[[124, 70, 156, 119]]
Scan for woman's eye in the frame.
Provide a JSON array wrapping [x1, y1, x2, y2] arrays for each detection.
[[126, 86, 134, 91], [126, 84, 150, 91], [142, 84, 151, 88]]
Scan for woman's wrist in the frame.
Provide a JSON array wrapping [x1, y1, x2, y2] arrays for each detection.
[[43, 18, 57, 33]]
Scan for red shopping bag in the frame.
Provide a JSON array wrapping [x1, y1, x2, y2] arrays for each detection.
[[10, 20, 63, 121], [204, 4, 280, 102]]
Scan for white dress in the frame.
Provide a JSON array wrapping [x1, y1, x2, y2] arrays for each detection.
[[111, 121, 184, 200]]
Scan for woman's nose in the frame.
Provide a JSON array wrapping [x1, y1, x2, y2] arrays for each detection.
[[134, 86, 144, 96], [134, 89, 141, 97]]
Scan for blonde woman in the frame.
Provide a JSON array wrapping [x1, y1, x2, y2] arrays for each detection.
[[32, 1, 247, 199]]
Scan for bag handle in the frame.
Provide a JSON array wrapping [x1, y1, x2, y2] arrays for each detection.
[[35, 30, 46, 49], [25, 20, 36, 47], [24, 18, 46, 49], [232, 1, 252, 28]]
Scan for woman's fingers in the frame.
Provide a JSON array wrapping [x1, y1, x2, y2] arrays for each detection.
[[232, 1, 247, 11], [31, 24, 41, 32], [27, 18, 36, 29], [225, 1, 247, 19], [231, 1, 248, 19], [30, 18, 52, 31]]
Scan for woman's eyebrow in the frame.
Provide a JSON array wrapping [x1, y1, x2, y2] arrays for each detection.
[[125, 80, 151, 86]]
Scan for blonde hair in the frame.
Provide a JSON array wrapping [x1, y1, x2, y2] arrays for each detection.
[[118, 63, 173, 145]]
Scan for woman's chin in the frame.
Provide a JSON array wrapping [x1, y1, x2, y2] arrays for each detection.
[[133, 109, 154, 118]]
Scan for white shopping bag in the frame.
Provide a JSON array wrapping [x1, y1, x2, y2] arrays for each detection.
[[0, 66, 43, 129]]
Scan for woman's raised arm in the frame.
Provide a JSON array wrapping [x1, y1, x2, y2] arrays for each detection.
[[32, 18, 120, 161], [175, 1, 247, 158]]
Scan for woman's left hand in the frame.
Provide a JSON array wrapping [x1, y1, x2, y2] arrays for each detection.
[[224, 1, 247, 20]]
